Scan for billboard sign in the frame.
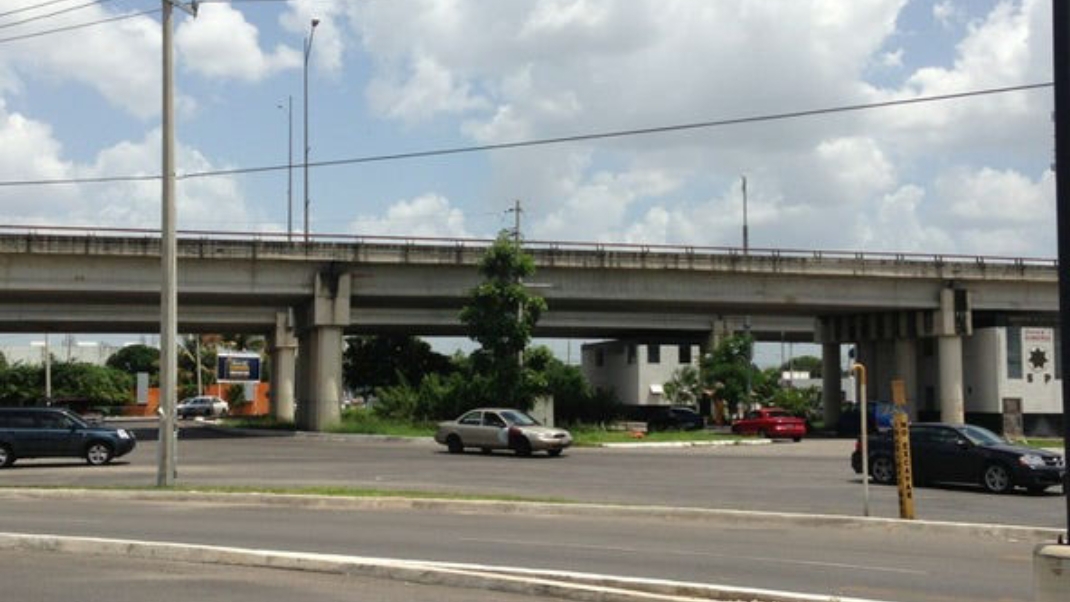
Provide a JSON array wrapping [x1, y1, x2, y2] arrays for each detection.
[[217, 352, 261, 383]]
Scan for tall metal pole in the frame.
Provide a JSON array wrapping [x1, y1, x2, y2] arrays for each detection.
[[303, 19, 319, 245], [742, 176, 752, 406], [852, 363, 870, 517], [1050, 0, 1070, 543], [158, 0, 178, 487], [280, 96, 293, 243], [158, 0, 196, 487], [44, 333, 51, 402]]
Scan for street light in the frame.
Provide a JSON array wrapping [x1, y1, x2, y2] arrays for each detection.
[[277, 96, 293, 242], [303, 18, 320, 244]]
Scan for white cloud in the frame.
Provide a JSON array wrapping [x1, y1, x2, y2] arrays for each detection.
[[350, 194, 470, 238], [933, 1, 965, 29], [0, 100, 250, 229], [0, 7, 162, 119], [366, 54, 489, 124], [176, 3, 300, 82], [937, 167, 1053, 226]]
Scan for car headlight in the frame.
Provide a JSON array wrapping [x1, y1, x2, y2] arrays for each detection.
[[1018, 454, 1046, 468], [117, 429, 131, 440]]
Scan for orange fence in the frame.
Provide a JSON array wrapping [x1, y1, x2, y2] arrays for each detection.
[[119, 383, 270, 418]]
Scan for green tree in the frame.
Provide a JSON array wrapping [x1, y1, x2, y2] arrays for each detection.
[[459, 231, 547, 408], [0, 350, 7, 371], [343, 335, 454, 395], [106, 344, 159, 383], [0, 363, 132, 406], [664, 365, 701, 406], [699, 334, 766, 416]]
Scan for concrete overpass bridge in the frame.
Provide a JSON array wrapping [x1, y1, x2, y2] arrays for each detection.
[[0, 226, 1058, 430]]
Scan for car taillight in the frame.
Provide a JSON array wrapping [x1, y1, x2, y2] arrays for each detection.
[[854, 439, 861, 453]]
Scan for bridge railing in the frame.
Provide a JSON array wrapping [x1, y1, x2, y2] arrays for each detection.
[[0, 223, 1058, 269]]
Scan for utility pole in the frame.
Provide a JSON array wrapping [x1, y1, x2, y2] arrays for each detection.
[[1051, 0, 1070, 544], [159, 0, 197, 488], [742, 176, 752, 407], [509, 200, 524, 376]]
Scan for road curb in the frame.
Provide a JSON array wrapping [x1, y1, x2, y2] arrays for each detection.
[[0, 531, 895, 602], [0, 487, 1059, 542]]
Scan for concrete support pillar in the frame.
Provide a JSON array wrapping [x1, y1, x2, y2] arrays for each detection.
[[821, 342, 842, 430], [270, 310, 297, 423], [295, 271, 351, 432], [937, 335, 965, 424], [297, 325, 344, 430], [893, 338, 918, 420], [935, 287, 967, 424]]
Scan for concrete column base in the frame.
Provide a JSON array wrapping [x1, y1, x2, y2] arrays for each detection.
[[1034, 542, 1070, 601]]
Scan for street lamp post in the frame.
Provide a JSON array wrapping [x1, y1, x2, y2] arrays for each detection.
[[278, 96, 293, 242], [303, 18, 320, 244]]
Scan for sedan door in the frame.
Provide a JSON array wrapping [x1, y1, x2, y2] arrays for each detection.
[[924, 426, 980, 484]]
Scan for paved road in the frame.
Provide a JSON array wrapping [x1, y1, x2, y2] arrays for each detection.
[[0, 492, 1047, 602], [0, 548, 546, 602], [1, 422, 1063, 529]]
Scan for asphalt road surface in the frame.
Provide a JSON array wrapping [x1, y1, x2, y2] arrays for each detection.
[[0, 548, 548, 602], [0, 492, 1048, 602], [0, 421, 1063, 529]]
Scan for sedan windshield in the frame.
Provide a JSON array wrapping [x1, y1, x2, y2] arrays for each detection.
[[960, 425, 1004, 446]]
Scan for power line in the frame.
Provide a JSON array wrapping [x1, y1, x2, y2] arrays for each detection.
[[0, 0, 118, 30], [0, 82, 1053, 188], [0, 0, 79, 20], [0, 7, 158, 43]]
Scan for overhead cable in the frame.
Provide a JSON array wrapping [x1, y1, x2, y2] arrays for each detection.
[[0, 82, 1053, 188]]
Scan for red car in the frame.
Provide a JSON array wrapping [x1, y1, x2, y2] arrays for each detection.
[[731, 407, 807, 441]]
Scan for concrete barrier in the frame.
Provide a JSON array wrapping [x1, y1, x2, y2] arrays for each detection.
[[1033, 542, 1070, 602]]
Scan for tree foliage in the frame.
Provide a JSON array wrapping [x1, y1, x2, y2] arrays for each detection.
[[0, 362, 133, 406], [106, 344, 159, 383], [343, 335, 454, 394], [459, 231, 548, 407]]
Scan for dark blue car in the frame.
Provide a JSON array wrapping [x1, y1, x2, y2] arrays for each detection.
[[0, 407, 136, 468]]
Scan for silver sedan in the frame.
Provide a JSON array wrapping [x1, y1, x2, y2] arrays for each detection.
[[434, 408, 572, 457]]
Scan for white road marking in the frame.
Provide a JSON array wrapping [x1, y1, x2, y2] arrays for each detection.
[[456, 537, 927, 575]]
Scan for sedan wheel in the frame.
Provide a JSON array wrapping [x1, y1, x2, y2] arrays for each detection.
[[85, 442, 113, 466], [0, 444, 13, 468], [513, 437, 533, 457], [982, 463, 1013, 494], [870, 455, 896, 485], [445, 434, 464, 454]]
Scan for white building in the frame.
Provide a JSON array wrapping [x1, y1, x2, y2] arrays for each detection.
[[581, 341, 700, 406]]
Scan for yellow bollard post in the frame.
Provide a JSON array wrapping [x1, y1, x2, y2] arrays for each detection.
[[891, 380, 915, 520]]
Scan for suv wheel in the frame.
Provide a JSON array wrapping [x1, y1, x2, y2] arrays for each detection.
[[85, 442, 114, 466]]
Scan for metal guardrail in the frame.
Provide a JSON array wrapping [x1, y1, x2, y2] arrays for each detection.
[[0, 223, 1058, 268]]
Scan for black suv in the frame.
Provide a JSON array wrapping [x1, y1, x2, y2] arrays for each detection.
[[851, 422, 1064, 494], [0, 407, 137, 468]]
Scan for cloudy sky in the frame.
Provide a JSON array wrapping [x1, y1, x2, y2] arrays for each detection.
[[0, 0, 1057, 258]]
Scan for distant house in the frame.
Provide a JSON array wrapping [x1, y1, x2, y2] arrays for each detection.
[[581, 341, 700, 406]]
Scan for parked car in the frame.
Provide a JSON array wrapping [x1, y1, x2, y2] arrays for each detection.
[[0, 407, 136, 468], [176, 395, 229, 419], [647, 406, 706, 432], [731, 407, 807, 441], [851, 422, 1065, 494], [435, 408, 572, 457]]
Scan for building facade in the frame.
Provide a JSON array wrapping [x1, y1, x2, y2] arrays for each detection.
[[581, 341, 700, 406]]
